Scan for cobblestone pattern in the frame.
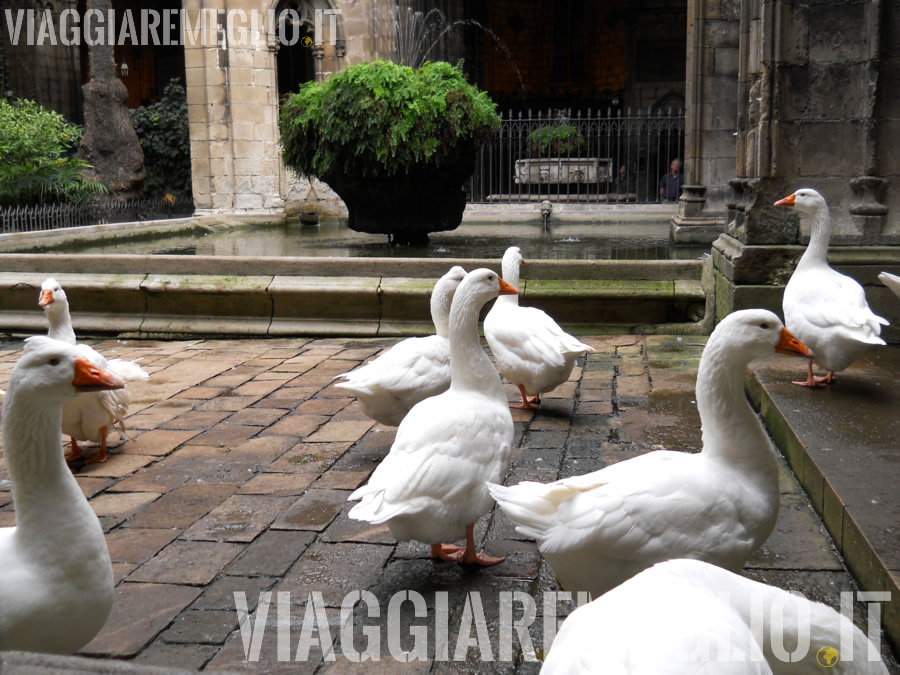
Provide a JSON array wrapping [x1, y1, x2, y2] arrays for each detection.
[[0, 335, 896, 672]]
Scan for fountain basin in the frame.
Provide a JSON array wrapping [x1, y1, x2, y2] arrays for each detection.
[[0, 209, 716, 337], [0, 253, 713, 338]]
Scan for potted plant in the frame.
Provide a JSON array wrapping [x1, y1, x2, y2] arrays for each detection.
[[279, 60, 499, 245], [528, 124, 584, 156]]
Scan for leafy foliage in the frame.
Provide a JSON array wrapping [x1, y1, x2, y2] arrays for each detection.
[[0, 99, 109, 206], [278, 60, 499, 183], [0, 159, 111, 207], [0, 98, 81, 165], [129, 79, 192, 197], [529, 124, 585, 156]]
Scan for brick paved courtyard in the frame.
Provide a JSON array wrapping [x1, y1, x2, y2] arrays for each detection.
[[0, 335, 896, 673]]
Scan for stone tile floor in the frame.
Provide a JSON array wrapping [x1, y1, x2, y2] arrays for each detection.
[[0, 334, 897, 673]]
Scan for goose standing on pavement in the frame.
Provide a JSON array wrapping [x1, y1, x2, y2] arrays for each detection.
[[349, 269, 517, 566], [0, 336, 120, 653], [39, 278, 149, 462], [776, 190, 888, 387], [488, 310, 812, 597], [485, 247, 593, 409]]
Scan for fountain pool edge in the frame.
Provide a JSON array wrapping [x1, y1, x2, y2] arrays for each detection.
[[0, 254, 715, 338]]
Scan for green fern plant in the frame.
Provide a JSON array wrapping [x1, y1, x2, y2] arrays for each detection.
[[0, 158, 111, 207], [279, 60, 499, 183]]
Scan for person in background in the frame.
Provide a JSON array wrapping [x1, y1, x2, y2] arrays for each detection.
[[614, 164, 635, 201], [659, 158, 684, 201]]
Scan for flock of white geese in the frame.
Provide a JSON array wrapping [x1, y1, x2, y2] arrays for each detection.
[[0, 189, 894, 671]]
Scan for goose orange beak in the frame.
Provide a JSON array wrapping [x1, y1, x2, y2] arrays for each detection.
[[73, 357, 125, 392], [498, 277, 518, 296], [775, 327, 813, 358], [38, 289, 54, 306], [774, 193, 796, 208]]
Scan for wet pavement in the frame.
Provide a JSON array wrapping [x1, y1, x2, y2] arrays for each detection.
[[0, 334, 897, 673]]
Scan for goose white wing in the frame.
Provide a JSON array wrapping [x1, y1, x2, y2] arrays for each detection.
[[335, 336, 449, 396], [349, 390, 511, 525], [786, 268, 887, 344], [486, 306, 567, 368], [490, 453, 757, 579], [879, 271, 900, 298], [543, 564, 774, 675]]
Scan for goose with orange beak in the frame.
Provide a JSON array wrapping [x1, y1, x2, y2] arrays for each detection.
[[775, 189, 888, 387], [488, 310, 814, 597], [0, 336, 119, 654], [349, 269, 518, 567]]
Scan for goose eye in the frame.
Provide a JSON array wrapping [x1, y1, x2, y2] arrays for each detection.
[[48, 357, 60, 366], [759, 322, 769, 330]]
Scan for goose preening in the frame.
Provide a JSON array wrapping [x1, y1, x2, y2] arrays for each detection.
[[878, 271, 900, 298], [484, 246, 593, 409], [39, 278, 149, 462], [348, 269, 517, 566], [0, 336, 120, 653], [542, 559, 889, 674], [488, 310, 812, 597], [775, 190, 888, 387], [333, 266, 467, 426]]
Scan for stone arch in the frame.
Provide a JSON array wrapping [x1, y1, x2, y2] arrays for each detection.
[[269, 0, 345, 94]]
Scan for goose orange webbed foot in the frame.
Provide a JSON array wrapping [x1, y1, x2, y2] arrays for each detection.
[[792, 360, 828, 388], [510, 385, 539, 410], [431, 543, 466, 561], [64, 438, 82, 462]]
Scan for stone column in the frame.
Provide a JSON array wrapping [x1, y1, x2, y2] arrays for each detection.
[[671, 0, 740, 244], [186, 0, 284, 215], [711, 0, 898, 341]]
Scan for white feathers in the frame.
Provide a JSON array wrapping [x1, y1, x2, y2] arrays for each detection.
[[485, 247, 592, 407], [489, 310, 805, 597], [0, 337, 115, 653], [334, 266, 466, 426], [542, 559, 889, 674], [348, 268, 514, 548], [778, 190, 888, 375]]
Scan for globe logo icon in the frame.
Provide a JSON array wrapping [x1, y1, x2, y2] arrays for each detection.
[[301, 36, 313, 48], [816, 646, 839, 667]]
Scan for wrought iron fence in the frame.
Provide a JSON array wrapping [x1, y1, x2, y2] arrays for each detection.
[[468, 108, 685, 204], [0, 196, 195, 235]]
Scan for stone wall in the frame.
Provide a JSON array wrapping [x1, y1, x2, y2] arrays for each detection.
[[709, 0, 899, 341]]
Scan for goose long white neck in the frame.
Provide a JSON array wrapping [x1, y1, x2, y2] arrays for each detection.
[[2, 389, 97, 545], [695, 337, 776, 471], [497, 257, 521, 307], [45, 303, 76, 345], [449, 289, 505, 397], [797, 205, 832, 270]]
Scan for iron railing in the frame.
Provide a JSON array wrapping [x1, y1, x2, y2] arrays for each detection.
[[0, 196, 195, 235], [468, 108, 685, 204]]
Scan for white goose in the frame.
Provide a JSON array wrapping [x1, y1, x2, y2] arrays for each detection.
[[333, 266, 467, 426], [485, 247, 593, 409], [488, 310, 812, 597], [39, 278, 149, 462], [542, 558, 889, 674], [878, 271, 900, 298], [0, 336, 120, 654], [776, 189, 888, 387], [349, 269, 517, 566]]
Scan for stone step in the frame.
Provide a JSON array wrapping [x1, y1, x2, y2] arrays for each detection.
[[0, 257, 712, 338]]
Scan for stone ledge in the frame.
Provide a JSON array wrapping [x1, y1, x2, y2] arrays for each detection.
[[746, 347, 900, 653], [0, 263, 713, 338]]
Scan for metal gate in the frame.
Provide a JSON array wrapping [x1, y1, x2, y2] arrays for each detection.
[[468, 108, 685, 204]]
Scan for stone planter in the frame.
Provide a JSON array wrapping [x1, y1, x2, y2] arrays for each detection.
[[514, 158, 612, 185], [323, 152, 477, 246]]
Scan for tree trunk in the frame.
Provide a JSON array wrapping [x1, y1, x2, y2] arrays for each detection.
[[78, 0, 145, 199]]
